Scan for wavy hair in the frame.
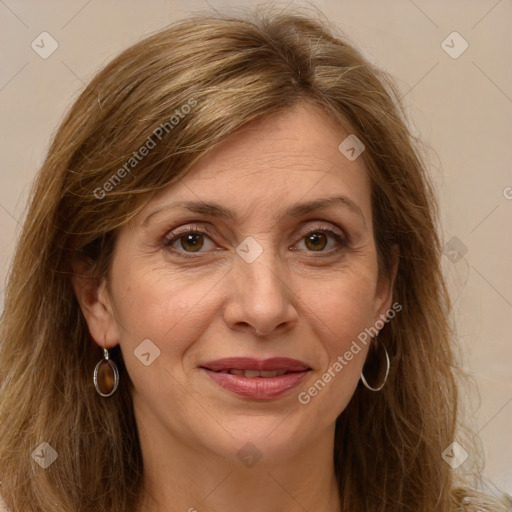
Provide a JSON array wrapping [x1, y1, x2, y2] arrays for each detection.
[[0, 5, 507, 511]]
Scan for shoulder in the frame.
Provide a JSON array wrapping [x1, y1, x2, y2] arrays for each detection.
[[457, 492, 511, 512], [0, 494, 10, 512]]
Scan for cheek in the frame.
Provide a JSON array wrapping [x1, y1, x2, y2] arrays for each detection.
[[110, 263, 223, 372], [304, 268, 378, 347], [294, 272, 376, 414], [110, 267, 219, 427]]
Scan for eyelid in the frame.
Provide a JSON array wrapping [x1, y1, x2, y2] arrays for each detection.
[[163, 223, 216, 240], [294, 222, 345, 242]]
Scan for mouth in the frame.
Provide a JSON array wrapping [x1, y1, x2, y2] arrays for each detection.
[[199, 357, 311, 400], [211, 368, 290, 377], [200, 357, 310, 373]]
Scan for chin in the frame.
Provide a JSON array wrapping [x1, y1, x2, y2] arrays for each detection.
[[187, 412, 317, 465]]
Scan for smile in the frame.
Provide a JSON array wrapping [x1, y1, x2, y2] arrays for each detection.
[[200, 357, 311, 400]]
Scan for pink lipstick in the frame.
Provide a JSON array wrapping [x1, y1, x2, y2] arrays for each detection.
[[200, 357, 311, 400]]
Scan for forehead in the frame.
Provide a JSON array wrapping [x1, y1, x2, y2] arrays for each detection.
[[188, 102, 365, 175], [141, 102, 372, 224]]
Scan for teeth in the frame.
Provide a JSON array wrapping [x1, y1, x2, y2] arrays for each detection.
[[222, 369, 289, 377], [260, 370, 285, 377]]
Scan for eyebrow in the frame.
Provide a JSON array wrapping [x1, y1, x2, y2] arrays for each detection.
[[142, 195, 366, 227]]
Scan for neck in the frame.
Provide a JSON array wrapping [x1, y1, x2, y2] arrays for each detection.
[[135, 422, 342, 512]]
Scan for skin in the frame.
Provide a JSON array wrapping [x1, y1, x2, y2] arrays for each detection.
[[74, 102, 398, 512]]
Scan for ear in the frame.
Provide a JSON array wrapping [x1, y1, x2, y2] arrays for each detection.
[[372, 244, 399, 323], [71, 257, 119, 349]]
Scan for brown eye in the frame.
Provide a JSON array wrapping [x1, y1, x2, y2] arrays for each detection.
[[179, 233, 205, 252], [304, 232, 328, 251], [295, 228, 346, 253], [163, 227, 216, 254]]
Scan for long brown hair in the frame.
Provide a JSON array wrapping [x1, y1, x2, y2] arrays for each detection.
[[0, 5, 507, 511]]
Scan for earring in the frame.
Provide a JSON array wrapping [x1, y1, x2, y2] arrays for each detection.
[[93, 348, 119, 397], [360, 336, 390, 392]]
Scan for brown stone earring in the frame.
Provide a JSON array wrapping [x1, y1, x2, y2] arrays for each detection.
[[93, 348, 119, 397]]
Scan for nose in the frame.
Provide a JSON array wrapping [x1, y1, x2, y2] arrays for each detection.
[[223, 246, 298, 338]]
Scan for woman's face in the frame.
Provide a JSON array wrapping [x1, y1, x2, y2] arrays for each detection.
[[83, 102, 396, 465]]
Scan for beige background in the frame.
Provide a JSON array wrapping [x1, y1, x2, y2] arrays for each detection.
[[0, 0, 511, 497]]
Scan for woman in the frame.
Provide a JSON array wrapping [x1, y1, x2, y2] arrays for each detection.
[[0, 5, 508, 512]]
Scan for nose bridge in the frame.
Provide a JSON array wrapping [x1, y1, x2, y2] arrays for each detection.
[[227, 235, 296, 334], [237, 238, 287, 303]]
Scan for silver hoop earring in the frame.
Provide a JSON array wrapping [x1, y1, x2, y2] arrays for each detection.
[[360, 337, 390, 392], [93, 348, 119, 397]]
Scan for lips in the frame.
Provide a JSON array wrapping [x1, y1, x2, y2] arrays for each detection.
[[201, 357, 310, 373], [200, 357, 311, 400]]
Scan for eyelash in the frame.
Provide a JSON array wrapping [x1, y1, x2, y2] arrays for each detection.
[[161, 223, 347, 259]]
